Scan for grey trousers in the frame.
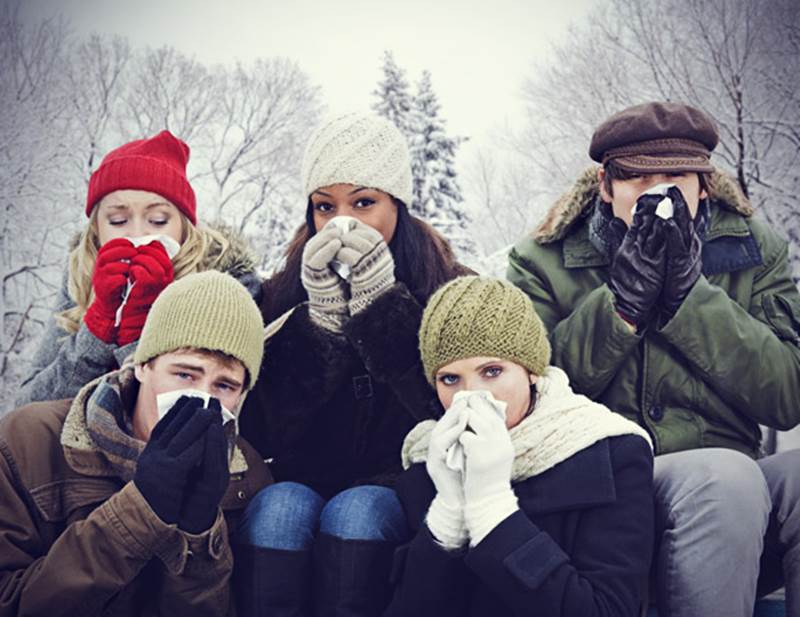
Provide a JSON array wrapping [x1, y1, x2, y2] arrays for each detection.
[[653, 448, 800, 617]]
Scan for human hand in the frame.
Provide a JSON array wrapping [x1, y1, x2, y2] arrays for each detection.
[[335, 222, 395, 315], [117, 241, 175, 345], [178, 399, 231, 534], [134, 396, 213, 525], [608, 197, 667, 329], [300, 222, 349, 332], [661, 188, 702, 320], [84, 238, 138, 343]]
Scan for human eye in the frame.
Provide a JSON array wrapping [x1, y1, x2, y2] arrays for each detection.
[[313, 201, 334, 214], [354, 197, 375, 209], [174, 371, 194, 381], [482, 365, 503, 378], [149, 216, 169, 226], [108, 216, 128, 226], [437, 373, 459, 386]]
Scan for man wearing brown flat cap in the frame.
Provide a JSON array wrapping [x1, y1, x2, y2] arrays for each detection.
[[508, 101, 800, 616]]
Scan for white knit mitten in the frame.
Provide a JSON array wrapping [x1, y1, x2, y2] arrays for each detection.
[[335, 223, 395, 315], [300, 223, 349, 332], [460, 396, 519, 547], [425, 402, 469, 550]]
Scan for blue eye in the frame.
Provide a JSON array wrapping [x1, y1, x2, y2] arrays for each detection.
[[438, 374, 459, 386], [483, 366, 502, 378]]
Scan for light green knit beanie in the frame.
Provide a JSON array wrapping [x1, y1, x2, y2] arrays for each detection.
[[419, 276, 551, 384], [133, 271, 264, 389]]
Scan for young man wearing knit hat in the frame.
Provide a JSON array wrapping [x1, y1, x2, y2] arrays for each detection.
[[386, 275, 654, 617], [508, 101, 800, 616], [0, 270, 271, 616]]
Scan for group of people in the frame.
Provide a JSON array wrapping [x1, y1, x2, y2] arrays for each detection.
[[0, 101, 798, 617]]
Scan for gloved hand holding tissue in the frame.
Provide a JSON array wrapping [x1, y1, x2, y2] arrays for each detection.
[[327, 216, 358, 281], [445, 390, 507, 473]]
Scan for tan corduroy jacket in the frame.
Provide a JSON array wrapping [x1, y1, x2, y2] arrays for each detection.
[[0, 394, 272, 616]]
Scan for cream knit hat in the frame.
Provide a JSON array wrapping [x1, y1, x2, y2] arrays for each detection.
[[419, 276, 551, 384], [133, 271, 264, 389], [301, 113, 413, 205]]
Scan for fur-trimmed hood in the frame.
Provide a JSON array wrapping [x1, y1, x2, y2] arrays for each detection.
[[533, 167, 753, 244], [68, 222, 259, 277]]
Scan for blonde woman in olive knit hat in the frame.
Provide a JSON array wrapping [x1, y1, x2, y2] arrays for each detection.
[[237, 112, 470, 617], [0, 271, 272, 616], [385, 276, 655, 617]]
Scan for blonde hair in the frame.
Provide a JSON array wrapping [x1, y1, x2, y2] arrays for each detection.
[[56, 208, 231, 334]]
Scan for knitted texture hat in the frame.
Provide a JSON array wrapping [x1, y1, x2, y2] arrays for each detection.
[[133, 271, 264, 388], [301, 113, 413, 205], [419, 276, 551, 384], [86, 130, 197, 224]]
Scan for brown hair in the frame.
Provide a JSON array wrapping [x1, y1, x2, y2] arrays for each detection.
[[261, 198, 469, 322], [601, 160, 714, 198]]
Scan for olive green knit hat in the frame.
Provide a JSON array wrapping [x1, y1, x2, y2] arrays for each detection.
[[133, 271, 264, 389], [419, 276, 551, 384]]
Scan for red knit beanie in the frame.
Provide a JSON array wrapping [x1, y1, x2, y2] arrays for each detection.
[[86, 130, 197, 224]]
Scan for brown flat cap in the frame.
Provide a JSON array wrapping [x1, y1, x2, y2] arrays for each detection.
[[589, 101, 719, 173]]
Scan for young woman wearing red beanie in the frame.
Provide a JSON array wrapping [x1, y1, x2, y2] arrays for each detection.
[[17, 130, 262, 406]]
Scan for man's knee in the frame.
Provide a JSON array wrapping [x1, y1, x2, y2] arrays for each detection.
[[655, 448, 770, 534]]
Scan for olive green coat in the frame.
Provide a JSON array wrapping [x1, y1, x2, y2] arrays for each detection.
[[508, 168, 800, 456]]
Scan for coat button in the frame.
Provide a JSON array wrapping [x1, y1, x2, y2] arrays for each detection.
[[648, 405, 664, 422], [237, 490, 247, 500]]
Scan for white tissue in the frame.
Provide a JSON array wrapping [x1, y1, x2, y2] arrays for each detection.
[[327, 216, 358, 280], [632, 183, 676, 220], [155, 388, 236, 426], [113, 235, 181, 328], [445, 390, 508, 473]]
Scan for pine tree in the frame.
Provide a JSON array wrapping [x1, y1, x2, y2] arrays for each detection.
[[409, 70, 476, 260], [371, 51, 413, 139]]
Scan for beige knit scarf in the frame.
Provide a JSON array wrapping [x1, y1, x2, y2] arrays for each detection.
[[402, 366, 652, 483]]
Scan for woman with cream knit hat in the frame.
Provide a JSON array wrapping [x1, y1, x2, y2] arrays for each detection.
[[236, 113, 470, 616], [385, 276, 655, 617]]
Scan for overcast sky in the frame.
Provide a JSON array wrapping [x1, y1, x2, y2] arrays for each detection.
[[24, 0, 596, 150]]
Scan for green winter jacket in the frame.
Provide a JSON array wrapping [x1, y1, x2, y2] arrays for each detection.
[[508, 168, 800, 457]]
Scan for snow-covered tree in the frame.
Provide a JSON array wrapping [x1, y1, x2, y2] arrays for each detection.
[[408, 70, 476, 260], [371, 50, 413, 139]]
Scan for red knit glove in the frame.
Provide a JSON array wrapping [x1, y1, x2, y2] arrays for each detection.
[[117, 241, 175, 345], [84, 238, 138, 343]]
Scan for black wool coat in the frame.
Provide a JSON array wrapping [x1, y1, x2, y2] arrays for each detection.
[[385, 435, 655, 617], [239, 283, 445, 499]]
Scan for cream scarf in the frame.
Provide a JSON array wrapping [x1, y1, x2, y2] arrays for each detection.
[[402, 366, 652, 483]]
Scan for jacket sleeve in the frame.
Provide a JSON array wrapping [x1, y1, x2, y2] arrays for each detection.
[[464, 436, 654, 617], [384, 465, 472, 617], [0, 467, 196, 617], [344, 284, 443, 423], [659, 236, 800, 429], [238, 303, 358, 458], [155, 510, 235, 617], [15, 272, 133, 407], [508, 242, 641, 398]]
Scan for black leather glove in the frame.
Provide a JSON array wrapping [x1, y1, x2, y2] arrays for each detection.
[[134, 396, 212, 525], [661, 187, 702, 320], [608, 198, 667, 329], [178, 399, 231, 534]]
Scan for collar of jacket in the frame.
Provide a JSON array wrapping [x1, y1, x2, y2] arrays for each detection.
[[535, 167, 761, 273], [60, 364, 249, 477]]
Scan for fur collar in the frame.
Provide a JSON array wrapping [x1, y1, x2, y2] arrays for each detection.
[[533, 167, 753, 244], [61, 365, 248, 476]]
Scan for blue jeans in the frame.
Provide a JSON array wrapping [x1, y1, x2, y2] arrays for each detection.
[[237, 482, 409, 551]]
